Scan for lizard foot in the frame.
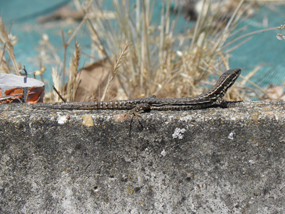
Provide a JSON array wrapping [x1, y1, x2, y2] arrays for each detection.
[[123, 103, 151, 121]]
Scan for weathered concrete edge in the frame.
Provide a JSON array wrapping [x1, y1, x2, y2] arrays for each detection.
[[0, 101, 285, 213], [2, 100, 285, 127]]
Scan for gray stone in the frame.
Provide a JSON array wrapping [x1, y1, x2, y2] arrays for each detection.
[[0, 101, 285, 213]]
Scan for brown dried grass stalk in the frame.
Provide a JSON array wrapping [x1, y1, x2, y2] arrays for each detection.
[[0, 43, 10, 73], [67, 42, 81, 102], [87, 0, 252, 101], [101, 42, 131, 101], [51, 67, 61, 102], [0, 18, 19, 75]]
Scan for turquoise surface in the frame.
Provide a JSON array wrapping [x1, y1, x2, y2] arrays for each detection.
[[229, 5, 285, 88]]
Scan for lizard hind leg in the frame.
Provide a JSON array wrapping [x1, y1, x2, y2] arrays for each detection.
[[125, 103, 150, 137], [123, 103, 151, 121]]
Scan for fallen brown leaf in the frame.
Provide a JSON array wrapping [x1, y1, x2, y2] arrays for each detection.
[[74, 58, 119, 102]]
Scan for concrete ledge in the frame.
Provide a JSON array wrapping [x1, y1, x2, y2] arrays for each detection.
[[1, 101, 285, 213]]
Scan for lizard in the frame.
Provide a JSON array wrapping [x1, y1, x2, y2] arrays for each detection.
[[32, 68, 241, 113]]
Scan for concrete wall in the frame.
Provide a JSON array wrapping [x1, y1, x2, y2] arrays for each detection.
[[0, 101, 285, 213]]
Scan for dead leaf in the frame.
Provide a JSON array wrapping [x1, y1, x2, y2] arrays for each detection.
[[263, 85, 284, 100], [74, 58, 120, 102]]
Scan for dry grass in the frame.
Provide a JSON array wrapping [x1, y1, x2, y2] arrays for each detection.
[[82, 0, 249, 100], [67, 41, 81, 102], [0, 18, 19, 75], [0, 1, 283, 103], [101, 41, 131, 101]]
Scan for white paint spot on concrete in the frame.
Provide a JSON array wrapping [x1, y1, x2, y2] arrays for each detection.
[[249, 160, 255, 164], [172, 128, 186, 139], [161, 149, 167, 157], [228, 131, 235, 140], [58, 116, 68, 124], [180, 115, 193, 122]]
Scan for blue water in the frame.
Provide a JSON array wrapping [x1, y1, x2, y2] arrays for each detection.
[[1, 0, 285, 91]]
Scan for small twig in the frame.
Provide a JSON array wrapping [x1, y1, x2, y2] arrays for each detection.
[[53, 86, 66, 102], [0, 19, 19, 75], [225, 37, 252, 53], [189, 0, 206, 53], [218, 0, 245, 48], [67, 41, 81, 102], [101, 42, 131, 101], [222, 27, 277, 50], [0, 42, 6, 67], [0, 94, 23, 103], [66, 17, 87, 46], [209, 0, 244, 55], [85, 14, 112, 66], [61, 28, 67, 89], [74, 79, 81, 101], [238, 64, 267, 95]]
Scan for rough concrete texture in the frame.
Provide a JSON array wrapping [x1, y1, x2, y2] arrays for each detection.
[[0, 101, 285, 213]]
